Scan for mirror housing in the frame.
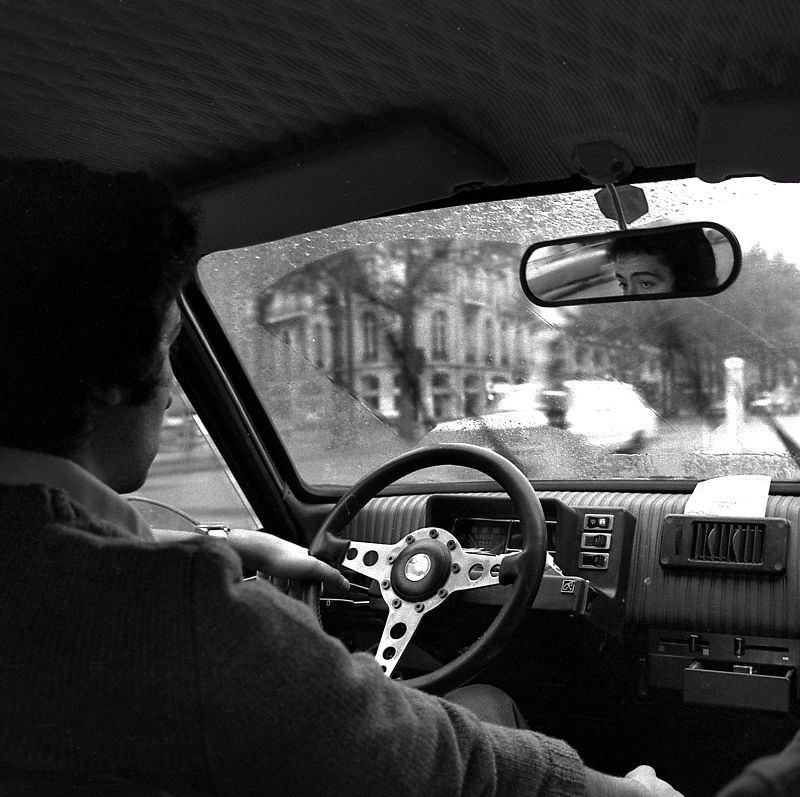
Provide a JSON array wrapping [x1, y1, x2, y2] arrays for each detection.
[[520, 222, 741, 306]]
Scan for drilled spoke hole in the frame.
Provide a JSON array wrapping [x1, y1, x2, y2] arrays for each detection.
[[390, 623, 407, 639]]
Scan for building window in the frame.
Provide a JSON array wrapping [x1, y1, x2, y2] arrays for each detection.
[[393, 372, 403, 413], [312, 322, 325, 368], [362, 312, 379, 362], [360, 374, 380, 410], [431, 310, 448, 360], [500, 321, 509, 366], [465, 314, 477, 363], [464, 374, 482, 416], [432, 372, 453, 420], [574, 345, 588, 369], [593, 347, 605, 369], [484, 319, 495, 365], [495, 271, 507, 300]]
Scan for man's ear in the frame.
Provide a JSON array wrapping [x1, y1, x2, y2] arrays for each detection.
[[88, 383, 125, 406]]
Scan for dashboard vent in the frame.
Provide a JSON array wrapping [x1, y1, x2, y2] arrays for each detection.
[[691, 520, 763, 564], [660, 515, 789, 575]]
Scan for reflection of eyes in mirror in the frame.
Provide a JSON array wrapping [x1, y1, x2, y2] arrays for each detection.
[[609, 226, 717, 297], [521, 223, 740, 306], [614, 253, 677, 296]]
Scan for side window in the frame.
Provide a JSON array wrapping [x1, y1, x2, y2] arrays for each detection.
[[134, 383, 257, 529]]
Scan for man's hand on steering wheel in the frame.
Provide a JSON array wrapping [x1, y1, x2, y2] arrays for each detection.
[[226, 529, 350, 592]]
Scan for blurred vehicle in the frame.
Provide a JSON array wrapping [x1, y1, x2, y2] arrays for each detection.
[[545, 380, 659, 452], [433, 379, 658, 454], [749, 388, 798, 415]]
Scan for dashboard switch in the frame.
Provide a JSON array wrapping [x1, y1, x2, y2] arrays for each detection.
[[579, 552, 609, 570], [584, 513, 614, 530], [581, 532, 611, 550]]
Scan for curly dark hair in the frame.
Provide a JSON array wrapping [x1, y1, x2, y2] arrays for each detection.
[[609, 226, 718, 292], [0, 159, 198, 455]]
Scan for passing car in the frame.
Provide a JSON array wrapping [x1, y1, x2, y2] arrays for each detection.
[[8, 2, 800, 796], [430, 379, 658, 456], [544, 380, 659, 452], [750, 389, 799, 416]]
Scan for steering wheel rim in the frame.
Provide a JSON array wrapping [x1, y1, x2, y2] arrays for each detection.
[[307, 443, 548, 694]]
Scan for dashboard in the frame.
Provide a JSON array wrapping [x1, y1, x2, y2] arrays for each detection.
[[337, 488, 800, 715]]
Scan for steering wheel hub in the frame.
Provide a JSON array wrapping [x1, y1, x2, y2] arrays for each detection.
[[390, 536, 451, 601]]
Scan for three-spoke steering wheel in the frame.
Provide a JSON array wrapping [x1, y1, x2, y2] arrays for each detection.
[[307, 444, 548, 694]]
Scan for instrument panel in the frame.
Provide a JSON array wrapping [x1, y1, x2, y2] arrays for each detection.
[[451, 517, 545, 554]]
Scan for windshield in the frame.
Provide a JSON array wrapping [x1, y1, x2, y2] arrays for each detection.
[[198, 176, 800, 486]]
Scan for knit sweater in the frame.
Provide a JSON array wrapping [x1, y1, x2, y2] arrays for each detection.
[[0, 483, 586, 796]]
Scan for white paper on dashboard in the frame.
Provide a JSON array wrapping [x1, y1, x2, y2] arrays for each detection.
[[684, 474, 771, 518]]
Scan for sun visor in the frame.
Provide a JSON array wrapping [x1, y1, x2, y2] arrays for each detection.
[[183, 121, 508, 254], [697, 88, 800, 183]]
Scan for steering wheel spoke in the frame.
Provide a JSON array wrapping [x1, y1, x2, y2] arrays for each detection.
[[449, 549, 514, 593], [374, 602, 426, 678], [340, 540, 396, 582]]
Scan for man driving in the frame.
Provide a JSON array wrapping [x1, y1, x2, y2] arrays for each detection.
[[0, 157, 683, 795]]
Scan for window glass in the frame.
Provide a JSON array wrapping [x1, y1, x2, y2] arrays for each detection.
[[198, 177, 800, 486], [135, 384, 258, 528]]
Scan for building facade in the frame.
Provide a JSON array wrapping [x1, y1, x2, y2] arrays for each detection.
[[254, 239, 675, 435]]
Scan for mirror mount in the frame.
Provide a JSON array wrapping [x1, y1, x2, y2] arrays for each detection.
[[594, 184, 649, 230], [571, 141, 648, 229]]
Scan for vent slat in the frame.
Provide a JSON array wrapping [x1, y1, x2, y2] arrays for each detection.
[[690, 521, 765, 564]]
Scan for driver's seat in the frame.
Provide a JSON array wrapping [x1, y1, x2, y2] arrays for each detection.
[[0, 774, 174, 795]]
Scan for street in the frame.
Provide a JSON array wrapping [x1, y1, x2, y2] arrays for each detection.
[[130, 411, 800, 530]]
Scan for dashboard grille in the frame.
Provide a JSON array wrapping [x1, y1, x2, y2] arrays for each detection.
[[660, 515, 789, 574], [691, 520, 764, 564]]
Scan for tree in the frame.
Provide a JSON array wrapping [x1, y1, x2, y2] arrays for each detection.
[[557, 245, 800, 414]]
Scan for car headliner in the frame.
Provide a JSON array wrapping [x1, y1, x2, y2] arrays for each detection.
[[4, 0, 800, 249]]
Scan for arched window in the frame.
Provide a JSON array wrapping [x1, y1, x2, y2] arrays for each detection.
[[360, 374, 380, 410], [362, 312, 378, 362], [431, 310, 448, 360]]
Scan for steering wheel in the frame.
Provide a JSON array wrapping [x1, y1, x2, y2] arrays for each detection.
[[308, 443, 547, 694]]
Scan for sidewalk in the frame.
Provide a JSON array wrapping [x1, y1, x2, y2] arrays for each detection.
[[701, 416, 793, 455], [149, 444, 223, 477]]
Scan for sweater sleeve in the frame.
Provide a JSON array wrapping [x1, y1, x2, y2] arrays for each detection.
[[186, 541, 586, 797]]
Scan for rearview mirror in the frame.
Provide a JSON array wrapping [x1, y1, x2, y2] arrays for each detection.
[[520, 222, 741, 306]]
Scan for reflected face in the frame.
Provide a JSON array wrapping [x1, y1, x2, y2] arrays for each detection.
[[614, 253, 676, 296]]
